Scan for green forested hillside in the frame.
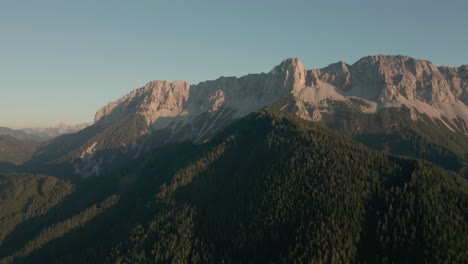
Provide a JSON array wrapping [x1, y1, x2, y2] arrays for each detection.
[[0, 173, 74, 245], [0, 112, 466, 263]]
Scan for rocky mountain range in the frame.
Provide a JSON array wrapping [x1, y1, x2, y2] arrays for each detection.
[[3, 55, 467, 178], [94, 55, 468, 133]]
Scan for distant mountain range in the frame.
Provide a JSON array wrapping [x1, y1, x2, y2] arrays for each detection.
[[0, 123, 90, 165], [21, 122, 91, 141], [0, 122, 90, 142]]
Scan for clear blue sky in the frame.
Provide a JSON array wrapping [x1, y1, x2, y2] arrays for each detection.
[[1, 0, 467, 128]]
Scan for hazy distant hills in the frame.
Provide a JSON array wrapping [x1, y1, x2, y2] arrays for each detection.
[[21, 122, 91, 141], [0, 123, 90, 142], [0, 123, 90, 168], [0, 127, 40, 142]]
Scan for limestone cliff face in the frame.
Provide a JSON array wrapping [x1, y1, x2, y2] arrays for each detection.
[[349, 55, 456, 106], [94, 80, 191, 126], [271, 58, 307, 92], [94, 60, 296, 131], [439, 64, 468, 105], [94, 55, 468, 135]]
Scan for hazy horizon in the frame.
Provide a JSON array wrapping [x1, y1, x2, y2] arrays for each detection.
[[1, 0, 467, 128]]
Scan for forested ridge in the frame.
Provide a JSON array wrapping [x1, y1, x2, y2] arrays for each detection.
[[0, 112, 466, 263]]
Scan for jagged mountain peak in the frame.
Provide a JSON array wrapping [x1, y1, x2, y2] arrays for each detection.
[[276, 57, 305, 69], [314, 60, 352, 89], [326, 60, 351, 70], [271, 57, 306, 91], [318, 60, 351, 77]]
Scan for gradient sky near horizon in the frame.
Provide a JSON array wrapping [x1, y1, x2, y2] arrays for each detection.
[[1, 0, 467, 128]]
